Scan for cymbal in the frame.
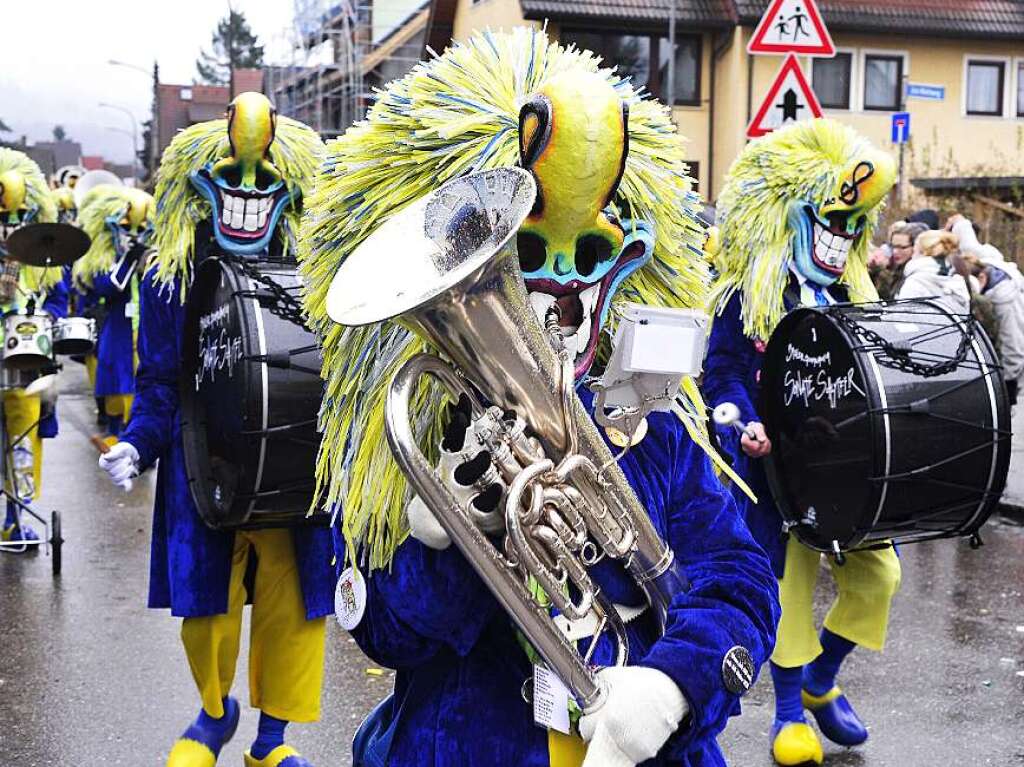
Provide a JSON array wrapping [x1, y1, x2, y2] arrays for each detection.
[[3, 223, 91, 267]]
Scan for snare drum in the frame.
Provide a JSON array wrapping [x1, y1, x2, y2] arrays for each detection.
[[3, 311, 54, 371], [53, 316, 96, 355]]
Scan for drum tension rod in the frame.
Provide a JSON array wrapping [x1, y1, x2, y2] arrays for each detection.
[[830, 540, 846, 566], [969, 532, 984, 550]]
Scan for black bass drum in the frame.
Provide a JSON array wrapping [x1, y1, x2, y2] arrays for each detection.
[[760, 299, 1010, 552], [180, 256, 326, 529]]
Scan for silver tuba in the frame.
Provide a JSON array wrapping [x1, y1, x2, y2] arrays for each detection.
[[326, 168, 688, 713]]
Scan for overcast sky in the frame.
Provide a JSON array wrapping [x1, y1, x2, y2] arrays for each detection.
[[1, 1, 299, 163]]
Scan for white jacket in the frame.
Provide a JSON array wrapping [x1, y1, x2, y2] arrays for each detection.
[[896, 256, 972, 312]]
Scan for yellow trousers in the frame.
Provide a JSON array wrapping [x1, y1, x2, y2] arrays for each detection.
[[3, 390, 42, 500], [180, 529, 327, 722], [104, 393, 134, 420], [772, 536, 902, 668], [550, 731, 587, 766], [85, 353, 97, 389]]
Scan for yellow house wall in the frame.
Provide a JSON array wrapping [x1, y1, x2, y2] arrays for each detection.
[[453, 0, 535, 41], [672, 32, 713, 194], [740, 32, 1024, 202]]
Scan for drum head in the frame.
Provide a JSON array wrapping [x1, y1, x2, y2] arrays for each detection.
[[761, 309, 878, 550], [180, 258, 259, 528]]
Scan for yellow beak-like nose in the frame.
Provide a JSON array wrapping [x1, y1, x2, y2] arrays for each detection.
[[820, 149, 897, 223]]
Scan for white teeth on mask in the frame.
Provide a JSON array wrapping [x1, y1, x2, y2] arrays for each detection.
[[219, 193, 272, 233], [528, 290, 557, 325], [812, 221, 853, 271], [525, 283, 599, 361]]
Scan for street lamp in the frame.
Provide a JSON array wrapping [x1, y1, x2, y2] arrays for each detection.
[[98, 102, 139, 183]]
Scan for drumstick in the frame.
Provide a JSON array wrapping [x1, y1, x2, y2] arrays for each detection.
[[90, 435, 111, 455], [712, 402, 763, 442]]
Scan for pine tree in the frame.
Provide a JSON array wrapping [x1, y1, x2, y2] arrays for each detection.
[[0, 118, 10, 133], [52, 125, 67, 142], [195, 9, 265, 87]]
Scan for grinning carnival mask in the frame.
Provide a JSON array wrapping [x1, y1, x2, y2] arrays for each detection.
[[74, 185, 155, 289], [299, 27, 708, 569], [0, 148, 57, 256], [710, 119, 896, 341], [517, 71, 655, 378], [151, 91, 322, 298]]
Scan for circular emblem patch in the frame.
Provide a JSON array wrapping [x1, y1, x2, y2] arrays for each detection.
[[722, 645, 755, 695]]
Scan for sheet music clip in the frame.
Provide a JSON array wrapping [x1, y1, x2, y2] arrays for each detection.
[[591, 304, 709, 439]]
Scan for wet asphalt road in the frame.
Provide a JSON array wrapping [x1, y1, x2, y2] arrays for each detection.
[[2, 364, 1024, 766]]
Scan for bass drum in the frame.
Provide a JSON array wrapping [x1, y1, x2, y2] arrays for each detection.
[[180, 256, 326, 530], [760, 299, 1010, 552]]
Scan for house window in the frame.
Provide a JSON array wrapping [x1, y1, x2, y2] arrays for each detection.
[[812, 52, 852, 109], [657, 35, 702, 105], [562, 32, 651, 87], [863, 54, 902, 111], [561, 31, 701, 105], [179, 88, 193, 101], [1018, 61, 1024, 117], [965, 60, 1005, 116]]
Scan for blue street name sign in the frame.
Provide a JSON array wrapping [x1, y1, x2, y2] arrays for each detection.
[[906, 83, 945, 101], [891, 112, 911, 144]]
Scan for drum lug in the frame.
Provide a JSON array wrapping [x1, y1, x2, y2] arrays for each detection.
[[969, 532, 984, 550]]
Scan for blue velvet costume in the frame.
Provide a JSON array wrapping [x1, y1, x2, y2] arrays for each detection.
[[120, 266, 335, 619], [347, 388, 780, 767], [90, 257, 137, 400], [36, 274, 69, 439], [703, 283, 848, 577]]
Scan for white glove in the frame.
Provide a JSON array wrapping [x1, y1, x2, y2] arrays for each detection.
[[580, 666, 688, 767], [407, 494, 451, 550], [99, 441, 140, 493]]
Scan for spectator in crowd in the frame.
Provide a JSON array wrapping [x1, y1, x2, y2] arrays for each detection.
[[871, 221, 928, 299], [961, 251, 1024, 404], [906, 208, 940, 231], [946, 212, 1006, 263], [895, 229, 973, 311]]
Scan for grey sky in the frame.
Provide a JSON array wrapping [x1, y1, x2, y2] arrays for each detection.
[[0, 1, 298, 163]]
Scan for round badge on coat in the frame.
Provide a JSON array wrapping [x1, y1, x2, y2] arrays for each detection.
[[335, 566, 367, 631], [722, 645, 755, 695]]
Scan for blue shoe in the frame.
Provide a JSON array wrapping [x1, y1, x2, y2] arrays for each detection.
[[802, 686, 868, 746], [167, 697, 240, 766]]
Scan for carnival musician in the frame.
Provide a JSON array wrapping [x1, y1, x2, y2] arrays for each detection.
[[703, 119, 900, 766], [299, 29, 779, 767], [98, 93, 334, 767]]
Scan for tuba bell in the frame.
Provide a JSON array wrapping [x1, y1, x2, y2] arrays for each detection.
[[326, 168, 688, 713]]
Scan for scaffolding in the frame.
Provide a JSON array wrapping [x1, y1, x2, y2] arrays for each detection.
[[265, 0, 430, 139]]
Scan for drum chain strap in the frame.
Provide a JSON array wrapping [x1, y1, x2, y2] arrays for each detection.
[[827, 308, 975, 378], [225, 255, 308, 329]]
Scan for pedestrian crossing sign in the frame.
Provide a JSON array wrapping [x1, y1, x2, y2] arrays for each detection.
[[746, 54, 824, 139], [747, 0, 835, 57]]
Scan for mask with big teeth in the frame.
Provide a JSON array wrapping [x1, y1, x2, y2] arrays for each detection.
[[104, 188, 155, 262], [791, 151, 897, 286], [0, 170, 39, 257], [516, 71, 652, 379], [189, 91, 297, 256]]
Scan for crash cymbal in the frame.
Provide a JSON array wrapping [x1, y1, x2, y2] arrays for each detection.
[[3, 223, 91, 267]]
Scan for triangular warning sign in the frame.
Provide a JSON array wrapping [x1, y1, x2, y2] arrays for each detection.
[[747, 0, 835, 57], [746, 54, 823, 139]]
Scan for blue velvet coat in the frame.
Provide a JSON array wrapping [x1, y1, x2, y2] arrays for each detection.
[[36, 274, 69, 439], [346, 388, 780, 767], [90, 266, 136, 398], [703, 285, 847, 577], [120, 267, 335, 619]]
